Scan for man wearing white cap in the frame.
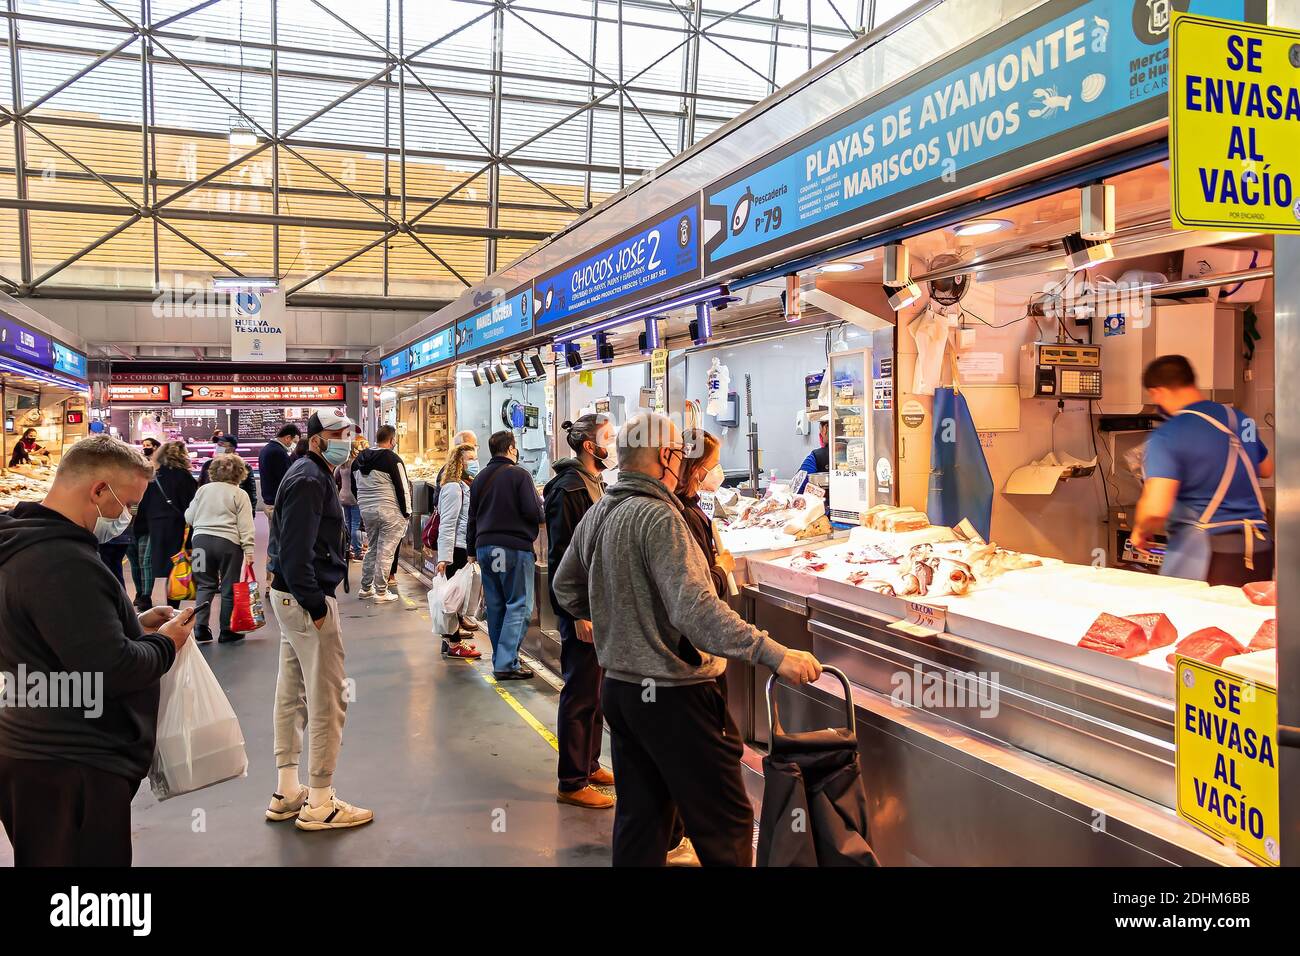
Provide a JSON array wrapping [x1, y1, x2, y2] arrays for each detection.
[[264, 410, 373, 831]]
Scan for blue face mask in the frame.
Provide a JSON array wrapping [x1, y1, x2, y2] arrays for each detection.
[[467, 458, 480, 477], [321, 438, 351, 467]]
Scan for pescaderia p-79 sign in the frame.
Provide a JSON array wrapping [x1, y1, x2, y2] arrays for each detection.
[[701, 0, 1264, 279], [1170, 11, 1300, 233]]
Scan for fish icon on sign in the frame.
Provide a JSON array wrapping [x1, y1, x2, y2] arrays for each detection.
[[730, 187, 756, 236]]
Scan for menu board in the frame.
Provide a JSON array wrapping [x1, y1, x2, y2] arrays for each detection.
[[52, 341, 88, 381]]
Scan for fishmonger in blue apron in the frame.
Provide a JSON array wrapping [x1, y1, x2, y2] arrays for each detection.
[[1132, 355, 1273, 587]]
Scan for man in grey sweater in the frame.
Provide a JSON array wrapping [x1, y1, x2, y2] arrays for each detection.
[[553, 412, 821, 866]]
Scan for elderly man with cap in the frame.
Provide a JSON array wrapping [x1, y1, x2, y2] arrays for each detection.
[[264, 410, 373, 831], [553, 412, 822, 866]]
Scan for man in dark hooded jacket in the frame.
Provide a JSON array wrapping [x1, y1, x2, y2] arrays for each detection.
[[543, 413, 616, 811], [0, 435, 193, 865]]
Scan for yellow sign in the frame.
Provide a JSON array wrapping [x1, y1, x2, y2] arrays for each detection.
[[1174, 656, 1280, 866], [1170, 12, 1300, 233], [650, 348, 669, 413]]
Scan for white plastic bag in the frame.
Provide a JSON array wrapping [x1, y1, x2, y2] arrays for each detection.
[[149, 640, 248, 801], [454, 563, 482, 617], [443, 563, 478, 615], [427, 575, 459, 635]]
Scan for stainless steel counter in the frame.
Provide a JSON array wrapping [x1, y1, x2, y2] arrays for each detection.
[[743, 583, 1244, 866]]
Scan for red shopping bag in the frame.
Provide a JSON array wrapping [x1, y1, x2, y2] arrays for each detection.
[[230, 561, 265, 633]]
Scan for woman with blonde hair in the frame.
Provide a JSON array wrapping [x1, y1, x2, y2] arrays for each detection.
[[435, 441, 481, 659], [136, 440, 197, 609], [185, 452, 256, 643]]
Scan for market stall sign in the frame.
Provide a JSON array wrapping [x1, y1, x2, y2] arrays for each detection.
[[533, 196, 700, 330], [52, 341, 87, 381], [1174, 656, 1279, 866], [1170, 12, 1300, 233], [650, 348, 669, 414], [108, 383, 168, 402], [455, 285, 531, 358], [379, 326, 454, 383], [180, 382, 345, 403], [0, 312, 52, 370], [701, 0, 1264, 279]]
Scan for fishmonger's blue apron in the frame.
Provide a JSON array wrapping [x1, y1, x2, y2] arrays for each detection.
[[1160, 405, 1269, 582]]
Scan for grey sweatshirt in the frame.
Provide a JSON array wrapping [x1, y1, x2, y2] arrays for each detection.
[[552, 470, 788, 686]]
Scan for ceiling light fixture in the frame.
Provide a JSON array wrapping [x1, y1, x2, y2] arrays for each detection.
[[212, 275, 279, 292], [493, 360, 511, 382], [595, 333, 615, 364], [228, 122, 257, 148], [513, 357, 530, 380], [1062, 231, 1115, 271], [818, 262, 863, 273], [470, 368, 486, 387], [885, 281, 923, 311], [528, 353, 547, 378], [952, 218, 1012, 237], [564, 344, 583, 371], [690, 302, 712, 344], [638, 317, 662, 355]]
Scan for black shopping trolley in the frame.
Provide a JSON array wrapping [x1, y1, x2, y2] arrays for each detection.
[[756, 665, 880, 867]]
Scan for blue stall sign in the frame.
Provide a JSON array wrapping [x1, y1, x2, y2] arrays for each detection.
[[701, 0, 1263, 278], [533, 197, 700, 330], [52, 341, 88, 381], [455, 285, 532, 357], [380, 325, 454, 383], [0, 313, 52, 370]]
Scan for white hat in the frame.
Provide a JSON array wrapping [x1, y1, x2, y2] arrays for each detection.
[[307, 409, 355, 436]]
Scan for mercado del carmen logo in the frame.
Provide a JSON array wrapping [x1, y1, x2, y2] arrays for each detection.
[[1134, 0, 1190, 44]]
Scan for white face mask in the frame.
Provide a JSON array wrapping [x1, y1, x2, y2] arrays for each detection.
[[94, 484, 132, 543], [700, 463, 725, 493]]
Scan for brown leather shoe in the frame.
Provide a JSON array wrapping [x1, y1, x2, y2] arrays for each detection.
[[557, 786, 615, 809], [588, 767, 615, 787]]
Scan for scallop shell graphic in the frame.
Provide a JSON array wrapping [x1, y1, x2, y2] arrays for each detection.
[[1080, 73, 1105, 103]]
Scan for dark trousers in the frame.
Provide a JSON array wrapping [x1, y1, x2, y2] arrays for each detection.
[[193, 533, 245, 642], [601, 677, 753, 867], [98, 542, 129, 586], [127, 535, 152, 610], [1208, 545, 1275, 588], [0, 755, 137, 866], [556, 614, 603, 792]]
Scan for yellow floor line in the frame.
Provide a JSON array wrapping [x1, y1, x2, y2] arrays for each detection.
[[481, 672, 560, 752]]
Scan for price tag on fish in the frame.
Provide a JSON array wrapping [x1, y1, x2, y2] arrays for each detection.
[[889, 601, 947, 638]]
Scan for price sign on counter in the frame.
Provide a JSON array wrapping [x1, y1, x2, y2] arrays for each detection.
[[888, 601, 946, 638], [1174, 657, 1279, 866]]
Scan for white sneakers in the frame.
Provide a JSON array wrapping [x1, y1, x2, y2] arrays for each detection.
[[357, 586, 398, 602], [267, 787, 374, 831], [356, 586, 376, 598], [265, 785, 310, 822], [294, 790, 374, 831]]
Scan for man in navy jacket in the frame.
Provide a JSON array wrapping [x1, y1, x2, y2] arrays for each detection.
[[265, 410, 373, 833], [467, 430, 543, 680], [257, 423, 300, 515]]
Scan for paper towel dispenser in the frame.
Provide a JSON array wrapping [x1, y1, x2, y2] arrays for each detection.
[[1096, 302, 1240, 415]]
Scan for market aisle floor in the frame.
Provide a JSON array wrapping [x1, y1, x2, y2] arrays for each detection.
[[0, 515, 615, 867]]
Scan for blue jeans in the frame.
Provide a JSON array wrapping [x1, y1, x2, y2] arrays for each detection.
[[343, 504, 362, 558], [476, 546, 534, 673]]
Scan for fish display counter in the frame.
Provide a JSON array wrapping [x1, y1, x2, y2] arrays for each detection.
[[735, 508, 1275, 866]]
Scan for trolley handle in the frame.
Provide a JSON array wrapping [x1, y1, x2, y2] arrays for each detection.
[[766, 664, 855, 738]]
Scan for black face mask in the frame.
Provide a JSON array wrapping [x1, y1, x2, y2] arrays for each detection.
[[588, 441, 610, 471], [143, 446, 155, 457]]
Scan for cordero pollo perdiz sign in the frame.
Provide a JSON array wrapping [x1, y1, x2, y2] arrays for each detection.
[[701, 0, 1265, 279]]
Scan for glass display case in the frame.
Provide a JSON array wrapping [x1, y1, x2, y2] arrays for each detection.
[[827, 331, 895, 523]]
